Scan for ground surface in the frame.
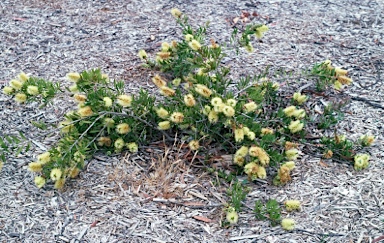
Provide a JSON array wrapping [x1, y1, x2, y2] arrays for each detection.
[[0, 0, 383, 242]]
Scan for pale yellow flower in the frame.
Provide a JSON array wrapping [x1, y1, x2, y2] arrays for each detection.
[[185, 34, 194, 42], [284, 161, 295, 170], [226, 210, 239, 225], [152, 74, 166, 88], [337, 75, 352, 85], [360, 135, 375, 147], [213, 103, 225, 113], [293, 92, 307, 105], [292, 109, 306, 119], [261, 128, 274, 136], [171, 8, 182, 18], [235, 146, 249, 157], [202, 105, 211, 116], [226, 99, 237, 107], [73, 151, 85, 163], [334, 81, 343, 90], [69, 167, 81, 178], [104, 118, 115, 128], [161, 42, 170, 51], [27, 86, 39, 95], [116, 123, 131, 134], [138, 49, 148, 60], [158, 120, 171, 130], [160, 86, 176, 97], [244, 162, 259, 178], [54, 178, 66, 189], [208, 110, 219, 123], [189, 40, 201, 51], [288, 120, 304, 133], [223, 106, 235, 117], [69, 84, 79, 93], [50, 168, 62, 181], [188, 140, 200, 151], [74, 94, 87, 103], [97, 137, 112, 147], [117, 94, 133, 107], [234, 128, 244, 142], [2, 86, 14, 95], [284, 200, 301, 211], [34, 176, 46, 188], [184, 94, 196, 107], [283, 106, 297, 117], [66, 72, 81, 82], [157, 51, 171, 60], [195, 84, 212, 98], [170, 112, 184, 123], [37, 152, 51, 164], [0, 161, 3, 171], [28, 161, 43, 172], [281, 218, 295, 231], [18, 72, 29, 82], [77, 106, 93, 117], [247, 131, 256, 140], [172, 78, 181, 86], [156, 107, 169, 119], [245, 43, 254, 52], [257, 166, 267, 179], [10, 79, 23, 90], [15, 93, 27, 103], [114, 138, 125, 150], [285, 149, 299, 161], [334, 67, 348, 76], [243, 102, 257, 112], [255, 25, 269, 39], [233, 155, 245, 166], [127, 142, 138, 153], [103, 97, 113, 107]]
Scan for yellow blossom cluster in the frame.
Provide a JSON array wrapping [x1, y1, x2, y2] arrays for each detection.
[[226, 207, 239, 225], [354, 154, 370, 171], [323, 60, 353, 90], [359, 134, 375, 147], [249, 146, 270, 166], [292, 92, 307, 105], [284, 200, 301, 211], [244, 162, 267, 180], [281, 218, 295, 231]]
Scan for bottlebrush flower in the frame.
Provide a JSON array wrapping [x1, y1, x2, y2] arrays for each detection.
[[114, 138, 125, 150], [103, 97, 113, 107], [281, 218, 295, 231], [184, 94, 196, 107], [18, 72, 29, 82], [37, 152, 51, 164], [189, 40, 201, 51], [283, 106, 297, 117], [195, 84, 212, 98], [156, 107, 169, 119], [77, 106, 93, 117], [10, 79, 22, 90], [158, 121, 171, 130], [127, 142, 138, 153], [117, 94, 132, 107], [188, 140, 200, 151], [50, 168, 62, 181], [160, 86, 176, 97], [27, 85, 39, 95], [170, 112, 184, 123], [2, 86, 14, 95], [28, 161, 43, 172], [288, 120, 304, 133], [116, 123, 131, 134], [138, 49, 147, 60], [208, 110, 219, 123], [15, 93, 27, 103], [66, 72, 81, 82], [243, 102, 257, 112], [171, 8, 182, 18], [284, 200, 301, 211], [34, 176, 46, 188], [234, 128, 244, 142]]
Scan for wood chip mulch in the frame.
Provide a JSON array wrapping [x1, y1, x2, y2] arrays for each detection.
[[0, 0, 383, 242]]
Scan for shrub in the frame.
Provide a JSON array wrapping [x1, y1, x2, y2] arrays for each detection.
[[1, 9, 373, 193]]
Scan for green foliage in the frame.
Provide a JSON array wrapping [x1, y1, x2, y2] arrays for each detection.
[[254, 199, 282, 226], [227, 181, 249, 212]]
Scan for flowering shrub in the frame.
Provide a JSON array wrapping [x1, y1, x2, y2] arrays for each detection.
[[1, 9, 374, 196]]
